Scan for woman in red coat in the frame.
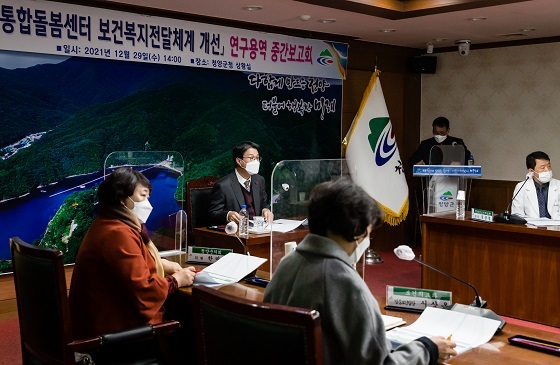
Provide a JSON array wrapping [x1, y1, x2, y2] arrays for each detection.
[[69, 167, 195, 362]]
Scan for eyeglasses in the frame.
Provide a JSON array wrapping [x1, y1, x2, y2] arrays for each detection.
[[242, 155, 262, 162]]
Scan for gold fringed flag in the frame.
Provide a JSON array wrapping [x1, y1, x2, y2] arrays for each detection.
[[342, 70, 408, 226]]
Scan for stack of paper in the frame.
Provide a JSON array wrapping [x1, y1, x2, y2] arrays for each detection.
[[382, 314, 406, 330], [193, 253, 267, 287], [385, 307, 501, 354]]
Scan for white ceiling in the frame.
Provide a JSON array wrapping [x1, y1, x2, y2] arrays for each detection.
[[103, 0, 560, 50]]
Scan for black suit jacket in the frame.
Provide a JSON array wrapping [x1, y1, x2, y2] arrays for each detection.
[[409, 136, 471, 166], [208, 172, 269, 225]]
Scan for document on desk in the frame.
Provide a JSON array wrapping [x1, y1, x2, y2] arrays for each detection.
[[525, 218, 560, 226], [382, 314, 406, 330], [194, 253, 267, 287], [385, 307, 500, 354], [271, 219, 306, 233]]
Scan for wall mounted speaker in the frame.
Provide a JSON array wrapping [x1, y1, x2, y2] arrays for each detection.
[[408, 55, 437, 74]]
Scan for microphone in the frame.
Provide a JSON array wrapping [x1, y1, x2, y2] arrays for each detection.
[[493, 172, 532, 225], [225, 221, 249, 254], [394, 245, 506, 332]]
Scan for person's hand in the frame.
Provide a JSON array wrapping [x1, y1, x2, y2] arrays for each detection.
[[262, 209, 274, 224], [172, 267, 196, 287], [162, 259, 182, 275], [227, 211, 240, 224], [417, 160, 426, 165], [430, 336, 457, 363]]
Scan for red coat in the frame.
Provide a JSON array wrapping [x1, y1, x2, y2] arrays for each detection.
[[69, 214, 169, 339]]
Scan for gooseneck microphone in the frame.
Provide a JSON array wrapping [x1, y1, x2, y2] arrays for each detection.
[[493, 173, 532, 225], [225, 221, 249, 254], [394, 246, 485, 307], [394, 245, 506, 332]]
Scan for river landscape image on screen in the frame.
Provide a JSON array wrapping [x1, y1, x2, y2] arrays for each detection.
[[0, 50, 342, 273]]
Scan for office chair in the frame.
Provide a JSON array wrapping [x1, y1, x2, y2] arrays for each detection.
[[192, 286, 323, 365], [10, 236, 180, 365], [186, 176, 219, 244]]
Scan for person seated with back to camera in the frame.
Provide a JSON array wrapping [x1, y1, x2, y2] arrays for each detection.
[[69, 167, 196, 363], [264, 177, 457, 364], [208, 141, 273, 225], [511, 150, 560, 219]]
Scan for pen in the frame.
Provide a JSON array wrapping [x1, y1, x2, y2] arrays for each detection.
[[447, 334, 453, 341]]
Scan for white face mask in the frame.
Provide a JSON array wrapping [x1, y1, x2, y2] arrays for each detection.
[[538, 171, 553, 184], [244, 160, 260, 175], [349, 236, 370, 265], [128, 197, 153, 223], [434, 134, 447, 143]]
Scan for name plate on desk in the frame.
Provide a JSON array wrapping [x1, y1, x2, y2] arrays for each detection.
[[187, 246, 233, 264], [413, 165, 482, 177], [386, 286, 452, 312], [471, 208, 494, 222]]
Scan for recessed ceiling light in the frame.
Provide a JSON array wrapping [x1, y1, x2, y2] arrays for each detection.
[[319, 19, 336, 24], [299, 15, 311, 21], [432, 38, 448, 42], [520, 28, 536, 32], [468, 17, 487, 21], [379, 29, 396, 33], [242, 6, 262, 11]]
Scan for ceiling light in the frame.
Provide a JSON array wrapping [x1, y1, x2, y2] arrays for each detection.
[[242, 6, 262, 11], [379, 29, 396, 33], [520, 28, 536, 32], [468, 17, 487, 21], [299, 15, 311, 21], [432, 38, 448, 42], [319, 19, 336, 24]]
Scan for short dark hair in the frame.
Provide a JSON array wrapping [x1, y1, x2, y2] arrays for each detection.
[[97, 167, 152, 206], [307, 177, 383, 242], [432, 117, 450, 130], [232, 141, 260, 168], [526, 151, 550, 169]]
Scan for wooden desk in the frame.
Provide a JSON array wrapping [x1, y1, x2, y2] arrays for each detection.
[[178, 274, 560, 364], [420, 212, 560, 327], [192, 227, 308, 272]]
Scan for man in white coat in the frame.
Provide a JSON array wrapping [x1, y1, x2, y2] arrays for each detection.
[[511, 151, 560, 219]]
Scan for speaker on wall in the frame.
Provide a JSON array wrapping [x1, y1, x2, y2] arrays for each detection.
[[408, 55, 437, 74]]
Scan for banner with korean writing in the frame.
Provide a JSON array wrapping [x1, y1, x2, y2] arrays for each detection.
[[0, 0, 347, 79], [0, 2, 343, 272]]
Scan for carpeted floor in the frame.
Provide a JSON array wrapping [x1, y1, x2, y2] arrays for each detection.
[[0, 247, 558, 365]]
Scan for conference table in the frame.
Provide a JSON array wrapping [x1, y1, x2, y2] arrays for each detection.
[[177, 269, 560, 364], [420, 211, 560, 327], [192, 225, 366, 277]]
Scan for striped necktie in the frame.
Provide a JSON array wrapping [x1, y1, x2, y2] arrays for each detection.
[[244, 179, 251, 192]]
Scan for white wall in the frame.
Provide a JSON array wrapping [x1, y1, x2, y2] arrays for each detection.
[[421, 42, 560, 181]]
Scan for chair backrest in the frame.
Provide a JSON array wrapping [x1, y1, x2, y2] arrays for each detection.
[[10, 236, 75, 365], [192, 286, 323, 365], [186, 176, 219, 242]]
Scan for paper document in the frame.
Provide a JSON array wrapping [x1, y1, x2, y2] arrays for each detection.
[[194, 253, 267, 287], [385, 307, 500, 354], [525, 218, 560, 227], [382, 314, 406, 330], [271, 219, 306, 233]]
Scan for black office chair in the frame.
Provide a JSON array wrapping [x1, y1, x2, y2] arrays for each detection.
[[10, 236, 180, 365], [192, 286, 323, 365], [186, 176, 219, 244]]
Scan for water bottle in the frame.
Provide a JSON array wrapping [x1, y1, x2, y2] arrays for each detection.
[[468, 155, 474, 165], [456, 190, 466, 220], [238, 205, 249, 238]]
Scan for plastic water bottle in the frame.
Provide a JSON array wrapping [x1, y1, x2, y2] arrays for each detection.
[[456, 190, 466, 220], [238, 205, 249, 238], [468, 155, 475, 165]]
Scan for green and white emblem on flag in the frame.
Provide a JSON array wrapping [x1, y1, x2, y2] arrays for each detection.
[[342, 70, 408, 225]]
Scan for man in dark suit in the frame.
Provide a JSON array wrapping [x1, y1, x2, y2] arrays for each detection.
[[409, 116, 471, 166], [208, 141, 273, 225]]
